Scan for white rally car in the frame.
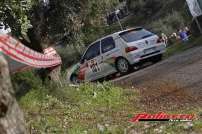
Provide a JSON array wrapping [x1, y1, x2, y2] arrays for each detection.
[[68, 27, 166, 83]]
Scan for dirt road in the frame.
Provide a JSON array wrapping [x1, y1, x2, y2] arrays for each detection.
[[114, 46, 202, 111]]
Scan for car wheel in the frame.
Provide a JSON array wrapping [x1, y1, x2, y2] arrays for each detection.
[[70, 75, 79, 84], [115, 58, 131, 74]]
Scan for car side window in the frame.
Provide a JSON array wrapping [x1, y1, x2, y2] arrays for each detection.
[[101, 37, 115, 53], [83, 41, 100, 61]]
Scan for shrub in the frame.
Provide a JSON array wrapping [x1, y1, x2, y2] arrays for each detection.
[[150, 11, 186, 35], [11, 71, 43, 99], [16, 71, 126, 133]]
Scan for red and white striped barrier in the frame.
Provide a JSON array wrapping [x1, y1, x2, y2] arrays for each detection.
[[44, 47, 58, 56], [0, 35, 62, 70]]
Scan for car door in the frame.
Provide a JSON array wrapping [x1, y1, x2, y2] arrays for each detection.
[[81, 41, 102, 81], [100, 37, 118, 77]]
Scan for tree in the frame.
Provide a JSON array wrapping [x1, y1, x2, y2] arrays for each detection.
[[0, 0, 37, 36], [43, 0, 119, 44], [0, 54, 26, 134], [0, 0, 120, 47]]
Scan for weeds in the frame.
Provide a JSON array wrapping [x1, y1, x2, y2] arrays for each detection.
[[12, 68, 202, 133], [16, 73, 129, 133]]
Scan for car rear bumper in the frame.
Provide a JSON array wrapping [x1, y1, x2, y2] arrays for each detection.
[[127, 43, 166, 64]]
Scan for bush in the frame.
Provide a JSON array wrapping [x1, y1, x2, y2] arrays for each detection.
[[150, 11, 186, 35], [126, 0, 190, 36], [11, 71, 43, 100], [57, 46, 81, 70], [16, 71, 126, 133]]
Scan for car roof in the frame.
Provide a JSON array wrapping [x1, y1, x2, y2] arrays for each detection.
[[82, 27, 144, 57], [89, 27, 143, 45], [113, 27, 143, 35]]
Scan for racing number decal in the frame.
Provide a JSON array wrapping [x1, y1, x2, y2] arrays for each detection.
[[89, 59, 100, 73]]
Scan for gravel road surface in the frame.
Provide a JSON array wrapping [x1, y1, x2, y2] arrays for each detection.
[[114, 46, 202, 111]]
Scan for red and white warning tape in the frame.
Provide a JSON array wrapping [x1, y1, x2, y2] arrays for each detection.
[[0, 35, 62, 69]]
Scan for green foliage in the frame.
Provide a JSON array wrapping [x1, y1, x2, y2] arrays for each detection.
[[11, 71, 43, 99], [164, 36, 202, 58], [126, 0, 189, 35], [16, 71, 127, 133], [150, 11, 186, 35], [66, 83, 123, 109], [47, 0, 119, 44], [57, 46, 82, 70], [127, 0, 164, 16], [0, 0, 37, 36]]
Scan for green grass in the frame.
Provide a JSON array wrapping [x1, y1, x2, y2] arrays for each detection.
[[19, 80, 138, 133], [14, 70, 202, 133], [164, 36, 202, 58]]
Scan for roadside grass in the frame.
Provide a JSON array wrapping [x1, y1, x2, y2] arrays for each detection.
[[16, 71, 202, 134], [164, 36, 202, 58], [18, 77, 139, 133]]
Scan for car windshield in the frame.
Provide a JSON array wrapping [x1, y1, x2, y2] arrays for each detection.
[[119, 28, 154, 43]]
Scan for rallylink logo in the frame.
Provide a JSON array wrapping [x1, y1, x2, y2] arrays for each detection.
[[130, 112, 195, 122]]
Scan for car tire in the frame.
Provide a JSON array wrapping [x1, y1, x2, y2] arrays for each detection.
[[115, 58, 131, 74]]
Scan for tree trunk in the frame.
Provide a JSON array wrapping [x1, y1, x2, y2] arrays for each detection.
[[0, 54, 26, 134], [48, 65, 62, 84]]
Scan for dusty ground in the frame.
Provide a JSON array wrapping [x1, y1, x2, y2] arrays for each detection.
[[114, 45, 202, 112]]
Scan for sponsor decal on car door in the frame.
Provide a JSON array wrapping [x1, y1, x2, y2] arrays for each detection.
[[89, 59, 101, 73], [100, 37, 118, 76], [87, 56, 103, 81], [81, 41, 102, 81]]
